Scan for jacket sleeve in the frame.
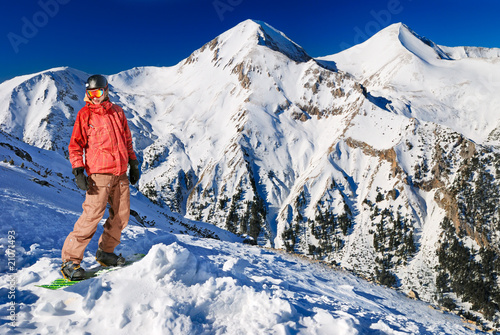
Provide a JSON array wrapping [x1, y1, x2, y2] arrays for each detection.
[[120, 107, 137, 161], [68, 108, 88, 169]]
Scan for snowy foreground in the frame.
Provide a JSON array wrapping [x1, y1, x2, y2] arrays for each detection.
[[0, 150, 484, 334], [2, 235, 485, 335], [7, 238, 487, 335]]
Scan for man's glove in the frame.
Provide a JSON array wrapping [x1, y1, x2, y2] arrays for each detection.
[[72, 167, 88, 191], [129, 159, 140, 185]]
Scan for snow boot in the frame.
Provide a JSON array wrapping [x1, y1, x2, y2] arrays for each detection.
[[95, 247, 125, 267], [61, 261, 85, 281]]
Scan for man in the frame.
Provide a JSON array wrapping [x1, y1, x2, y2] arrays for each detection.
[[61, 74, 140, 281]]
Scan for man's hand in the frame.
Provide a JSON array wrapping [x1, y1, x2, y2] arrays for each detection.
[[72, 167, 88, 191], [129, 159, 140, 185]]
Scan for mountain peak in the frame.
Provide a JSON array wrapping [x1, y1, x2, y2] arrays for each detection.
[[245, 20, 311, 62], [322, 22, 453, 74], [348, 22, 450, 61], [187, 19, 311, 65], [395, 23, 451, 60]]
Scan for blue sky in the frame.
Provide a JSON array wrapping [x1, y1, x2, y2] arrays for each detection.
[[1, 0, 499, 83]]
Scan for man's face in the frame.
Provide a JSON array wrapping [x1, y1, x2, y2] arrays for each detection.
[[91, 95, 105, 104]]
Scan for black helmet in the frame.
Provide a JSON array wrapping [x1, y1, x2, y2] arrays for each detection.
[[86, 74, 108, 90]]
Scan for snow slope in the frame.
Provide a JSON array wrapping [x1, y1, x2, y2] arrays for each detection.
[[0, 135, 482, 333]]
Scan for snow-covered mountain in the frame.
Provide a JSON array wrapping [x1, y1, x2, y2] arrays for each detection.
[[1, 19, 500, 330], [0, 133, 480, 333], [319, 22, 500, 144]]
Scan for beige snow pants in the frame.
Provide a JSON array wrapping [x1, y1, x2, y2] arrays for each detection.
[[62, 174, 130, 264]]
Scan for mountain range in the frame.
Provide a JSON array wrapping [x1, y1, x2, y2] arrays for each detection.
[[2, 19, 500, 328]]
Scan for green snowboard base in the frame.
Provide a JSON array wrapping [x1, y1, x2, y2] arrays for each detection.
[[36, 253, 145, 290]]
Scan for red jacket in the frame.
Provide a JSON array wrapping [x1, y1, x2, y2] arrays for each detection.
[[69, 100, 137, 176]]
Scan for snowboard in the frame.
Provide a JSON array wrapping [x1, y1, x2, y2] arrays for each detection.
[[36, 253, 145, 290]]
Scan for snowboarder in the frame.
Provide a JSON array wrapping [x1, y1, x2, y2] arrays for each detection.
[[61, 74, 140, 280]]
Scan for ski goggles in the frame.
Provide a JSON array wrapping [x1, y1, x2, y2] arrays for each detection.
[[86, 88, 105, 99]]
